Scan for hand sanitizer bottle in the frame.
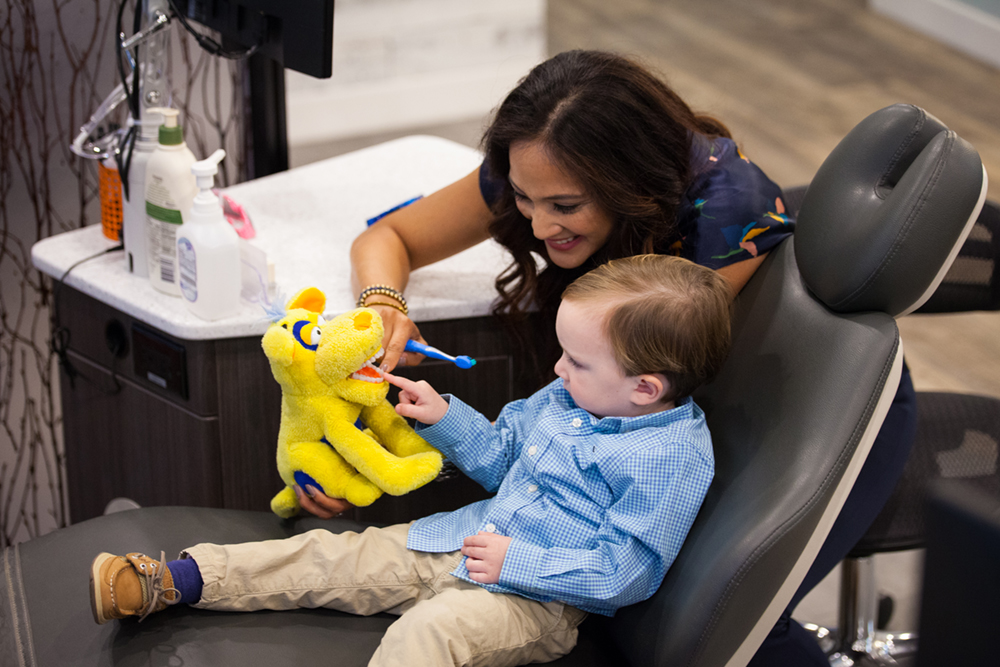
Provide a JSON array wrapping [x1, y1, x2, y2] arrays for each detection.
[[177, 149, 241, 321], [145, 108, 196, 295]]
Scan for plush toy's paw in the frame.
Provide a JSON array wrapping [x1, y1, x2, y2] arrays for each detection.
[[378, 451, 444, 496], [385, 432, 438, 458], [271, 486, 300, 519], [344, 474, 383, 507]]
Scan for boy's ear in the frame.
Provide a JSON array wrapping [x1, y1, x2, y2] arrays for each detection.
[[632, 373, 670, 406]]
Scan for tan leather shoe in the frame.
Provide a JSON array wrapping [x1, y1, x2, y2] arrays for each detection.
[[90, 551, 180, 624]]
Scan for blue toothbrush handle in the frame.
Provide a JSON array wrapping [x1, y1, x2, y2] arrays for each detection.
[[404, 340, 476, 369], [405, 340, 450, 361]]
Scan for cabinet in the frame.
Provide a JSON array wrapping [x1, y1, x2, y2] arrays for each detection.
[[57, 285, 536, 525]]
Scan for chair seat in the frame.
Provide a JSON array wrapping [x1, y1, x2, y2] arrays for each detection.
[[0, 506, 621, 666]]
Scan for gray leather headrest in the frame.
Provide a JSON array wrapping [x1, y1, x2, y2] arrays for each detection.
[[796, 104, 986, 317]]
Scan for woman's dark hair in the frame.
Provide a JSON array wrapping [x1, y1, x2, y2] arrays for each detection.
[[482, 50, 731, 386]]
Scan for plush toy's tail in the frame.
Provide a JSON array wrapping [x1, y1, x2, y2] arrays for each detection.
[[271, 486, 300, 519]]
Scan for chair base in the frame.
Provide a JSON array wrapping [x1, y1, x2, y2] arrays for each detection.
[[803, 623, 918, 666], [802, 555, 919, 666]]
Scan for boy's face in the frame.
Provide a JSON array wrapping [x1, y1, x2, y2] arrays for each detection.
[[554, 299, 670, 418]]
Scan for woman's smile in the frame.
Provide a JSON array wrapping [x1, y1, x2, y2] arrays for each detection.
[[546, 235, 584, 251]]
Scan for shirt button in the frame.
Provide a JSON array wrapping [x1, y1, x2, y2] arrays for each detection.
[[528, 446, 537, 456], [484, 523, 496, 533], [528, 484, 538, 493], [572, 418, 583, 427]]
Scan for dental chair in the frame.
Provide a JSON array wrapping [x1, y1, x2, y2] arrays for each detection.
[[794, 198, 1000, 666], [0, 104, 985, 667]]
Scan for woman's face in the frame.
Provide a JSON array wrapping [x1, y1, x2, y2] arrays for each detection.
[[508, 140, 614, 269]]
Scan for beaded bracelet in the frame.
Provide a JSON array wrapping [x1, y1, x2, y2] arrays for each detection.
[[363, 300, 408, 316], [357, 284, 408, 314]]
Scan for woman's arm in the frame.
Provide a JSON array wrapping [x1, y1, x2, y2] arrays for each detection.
[[715, 253, 768, 295], [350, 167, 494, 369]]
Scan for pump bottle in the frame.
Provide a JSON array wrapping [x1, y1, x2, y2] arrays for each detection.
[[122, 110, 161, 278], [145, 108, 196, 296], [176, 149, 241, 321]]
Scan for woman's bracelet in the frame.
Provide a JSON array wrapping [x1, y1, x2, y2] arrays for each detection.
[[357, 284, 408, 315], [363, 300, 408, 316]]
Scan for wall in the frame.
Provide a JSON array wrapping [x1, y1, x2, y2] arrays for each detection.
[[871, 0, 1000, 69], [0, 0, 243, 546], [285, 0, 546, 147]]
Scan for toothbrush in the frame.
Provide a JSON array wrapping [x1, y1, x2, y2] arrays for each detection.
[[405, 340, 477, 369]]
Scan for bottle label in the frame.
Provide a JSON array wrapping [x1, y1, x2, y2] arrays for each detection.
[[145, 201, 184, 224], [148, 213, 178, 284], [178, 238, 197, 302]]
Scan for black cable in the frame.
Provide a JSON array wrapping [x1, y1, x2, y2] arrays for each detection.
[[115, 0, 136, 119], [114, 0, 138, 202], [114, 124, 137, 203], [50, 244, 125, 395], [165, 0, 261, 60]]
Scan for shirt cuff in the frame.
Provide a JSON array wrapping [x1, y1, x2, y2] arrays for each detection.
[[498, 539, 546, 593], [414, 394, 475, 456]]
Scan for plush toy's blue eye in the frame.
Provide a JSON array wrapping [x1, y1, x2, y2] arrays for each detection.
[[292, 320, 319, 351]]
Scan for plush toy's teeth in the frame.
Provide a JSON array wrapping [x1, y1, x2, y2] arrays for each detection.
[[349, 358, 385, 383]]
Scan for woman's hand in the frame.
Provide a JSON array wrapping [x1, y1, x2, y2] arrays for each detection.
[[369, 304, 426, 371], [295, 484, 354, 519], [349, 168, 494, 367]]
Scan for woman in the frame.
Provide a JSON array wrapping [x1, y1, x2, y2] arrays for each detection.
[[308, 50, 917, 666]]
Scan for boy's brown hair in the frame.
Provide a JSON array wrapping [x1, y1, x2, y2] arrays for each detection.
[[562, 255, 732, 401]]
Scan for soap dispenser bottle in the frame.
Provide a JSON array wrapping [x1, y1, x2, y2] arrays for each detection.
[[145, 107, 196, 296], [176, 149, 241, 321]]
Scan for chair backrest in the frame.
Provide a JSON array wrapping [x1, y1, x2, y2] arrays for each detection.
[[916, 199, 1000, 313], [603, 104, 986, 667]]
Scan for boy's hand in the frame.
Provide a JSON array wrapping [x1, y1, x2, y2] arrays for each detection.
[[384, 372, 449, 425], [461, 531, 512, 585]]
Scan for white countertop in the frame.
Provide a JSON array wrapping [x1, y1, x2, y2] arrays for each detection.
[[32, 135, 511, 340]]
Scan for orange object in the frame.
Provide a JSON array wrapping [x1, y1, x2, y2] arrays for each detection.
[[98, 160, 124, 241]]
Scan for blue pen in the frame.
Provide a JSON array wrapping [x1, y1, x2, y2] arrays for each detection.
[[404, 339, 476, 369], [366, 195, 424, 226]]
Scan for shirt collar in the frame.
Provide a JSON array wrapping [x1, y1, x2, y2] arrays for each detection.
[[551, 380, 695, 433]]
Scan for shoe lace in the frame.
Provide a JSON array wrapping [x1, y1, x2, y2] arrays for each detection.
[[137, 551, 181, 622]]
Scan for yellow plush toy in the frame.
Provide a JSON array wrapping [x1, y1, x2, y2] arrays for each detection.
[[263, 287, 443, 518]]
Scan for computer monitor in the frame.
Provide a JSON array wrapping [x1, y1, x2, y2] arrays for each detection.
[[171, 0, 335, 176], [173, 0, 334, 78]]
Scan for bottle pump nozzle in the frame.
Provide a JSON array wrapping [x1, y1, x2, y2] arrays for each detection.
[[192, 149, 226, 190]]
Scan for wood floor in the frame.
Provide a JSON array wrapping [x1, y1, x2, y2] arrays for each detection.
[[547, 0, 1000, 400], [290, 0, 1000, 638]]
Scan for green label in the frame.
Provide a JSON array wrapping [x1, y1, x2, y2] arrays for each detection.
[[146, 201, 183, 224]]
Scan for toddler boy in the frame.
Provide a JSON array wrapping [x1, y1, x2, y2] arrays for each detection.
[[90, 254, 732, 667]]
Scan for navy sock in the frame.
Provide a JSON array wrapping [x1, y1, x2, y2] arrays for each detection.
[[167, 557, 204, 605]]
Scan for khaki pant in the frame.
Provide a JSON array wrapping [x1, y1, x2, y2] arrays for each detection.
[[184, 523, 587, 667]]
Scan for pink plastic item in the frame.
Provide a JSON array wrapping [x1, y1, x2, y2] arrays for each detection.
[[214, 189, 256, 239]]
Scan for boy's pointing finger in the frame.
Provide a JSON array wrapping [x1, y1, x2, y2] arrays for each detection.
[[382, 372, 412, 389]]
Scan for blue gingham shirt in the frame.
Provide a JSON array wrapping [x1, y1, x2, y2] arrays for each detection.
[[408, 379, 714, 616]]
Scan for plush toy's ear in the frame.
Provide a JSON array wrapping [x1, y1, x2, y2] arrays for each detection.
[[287, 287, 325, 314]]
